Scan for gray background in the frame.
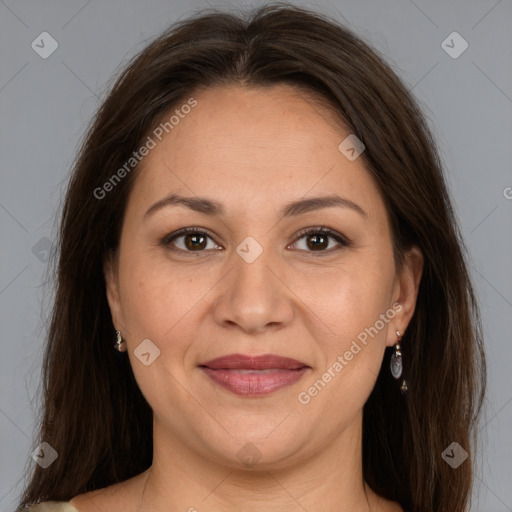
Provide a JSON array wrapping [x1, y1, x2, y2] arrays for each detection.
[[1, 0, 511, 510]]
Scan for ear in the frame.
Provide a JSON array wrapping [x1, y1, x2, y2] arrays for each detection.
[[386, 245, 424, 347], [103, 250, 123, 330]]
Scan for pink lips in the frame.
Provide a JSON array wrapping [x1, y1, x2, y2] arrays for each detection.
[[199, 353, 310, 396]]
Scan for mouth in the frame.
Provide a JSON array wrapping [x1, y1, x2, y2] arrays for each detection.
[[198, 353, 310, 396]]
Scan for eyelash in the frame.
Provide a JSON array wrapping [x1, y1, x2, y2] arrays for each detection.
[[160, 226, 351, 256]]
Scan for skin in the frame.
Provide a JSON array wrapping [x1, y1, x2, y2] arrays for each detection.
[[70, 84, 423, 512]]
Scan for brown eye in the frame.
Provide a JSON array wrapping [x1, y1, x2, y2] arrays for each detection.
[[291, 227, 350, 254], [183, 233, 207, 250], [162, 228, 220, 253], [305, 233, 329, 251], [161, 226, 350, 256]]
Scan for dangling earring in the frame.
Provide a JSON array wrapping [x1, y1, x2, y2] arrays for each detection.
[[114, 329, 127, 352], [390, 330, 407, 395]]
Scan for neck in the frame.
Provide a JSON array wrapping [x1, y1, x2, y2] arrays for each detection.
[[138, 414, 390, 512]]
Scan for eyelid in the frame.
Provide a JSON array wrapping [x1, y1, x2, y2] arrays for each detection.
[[161, 225, 351, 254], [291, 226, 351, 247], [160, 226, 221, 249]]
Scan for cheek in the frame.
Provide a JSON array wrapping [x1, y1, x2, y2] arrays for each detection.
[[294, 256, 395, 426], [302, 254, 395, 346], [301, 254, 395, 407], [116, 256, 201, 407], [116, 252, 199, 342]]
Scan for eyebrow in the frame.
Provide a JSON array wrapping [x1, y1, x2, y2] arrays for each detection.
[[144, 193, 367, 220]]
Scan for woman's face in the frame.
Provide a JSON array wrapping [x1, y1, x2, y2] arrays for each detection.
[[104, 84, 422, 470]]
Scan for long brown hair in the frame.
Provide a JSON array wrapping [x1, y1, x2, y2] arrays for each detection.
[[18, 3, 486, 511]]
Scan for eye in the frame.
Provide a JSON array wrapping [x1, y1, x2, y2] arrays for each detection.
[[161, 227, 221, 253], [290, 226, 350, 254], [160, 226, 350, 255]]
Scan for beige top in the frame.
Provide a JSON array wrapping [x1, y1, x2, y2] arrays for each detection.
[[26, 502, 79, 512]]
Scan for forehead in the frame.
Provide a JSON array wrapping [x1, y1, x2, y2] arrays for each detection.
[[128, 84, 386, 220]]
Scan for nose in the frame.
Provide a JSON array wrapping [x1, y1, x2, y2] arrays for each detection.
[[212, 242, 294, 334]]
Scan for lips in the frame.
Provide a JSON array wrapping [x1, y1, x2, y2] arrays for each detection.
[[200, 353, 308, 370], [199, 353, 310, 396]]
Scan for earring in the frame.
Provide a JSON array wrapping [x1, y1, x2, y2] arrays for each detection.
[[390, 330, 407, 395], [114, 329, 127, 352]]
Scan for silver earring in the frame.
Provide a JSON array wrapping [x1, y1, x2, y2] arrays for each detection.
[[114, 329, 127, 352], [390, 330, 407, 394]]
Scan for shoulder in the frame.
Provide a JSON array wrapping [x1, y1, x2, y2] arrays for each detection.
[[24, 502, 79, 512], [26, 469, 149, 512], [67, 470, 150, 512]]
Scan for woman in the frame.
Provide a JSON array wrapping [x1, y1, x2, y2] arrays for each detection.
[[18, 3, 486, 511]]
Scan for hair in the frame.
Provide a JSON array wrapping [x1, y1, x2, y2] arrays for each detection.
[[18, 3, 486, 511]]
